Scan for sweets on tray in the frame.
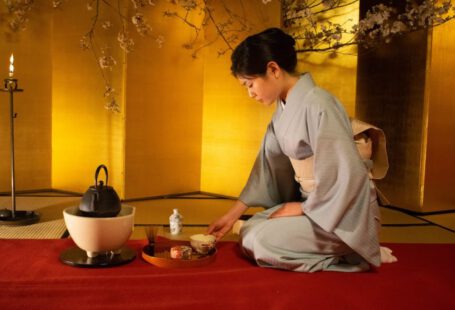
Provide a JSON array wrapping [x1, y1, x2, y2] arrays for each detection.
[[170, 245, 192, 260]]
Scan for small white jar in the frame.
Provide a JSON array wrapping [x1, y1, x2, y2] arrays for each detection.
[[169, 208, 182, 235]]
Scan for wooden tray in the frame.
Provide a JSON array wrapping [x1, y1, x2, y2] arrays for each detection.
[[142, 241, 216, 268]]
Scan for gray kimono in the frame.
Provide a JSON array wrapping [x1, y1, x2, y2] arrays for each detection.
[[239, 73, 381, 272]]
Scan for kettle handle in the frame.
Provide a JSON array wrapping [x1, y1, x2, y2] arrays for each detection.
[[94, 164, 109, 187]]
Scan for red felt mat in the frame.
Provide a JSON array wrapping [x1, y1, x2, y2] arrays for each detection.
[[0, 239, 454, 309]]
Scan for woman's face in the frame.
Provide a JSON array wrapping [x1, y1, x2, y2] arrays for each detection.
[[237, 69, 281, 106]]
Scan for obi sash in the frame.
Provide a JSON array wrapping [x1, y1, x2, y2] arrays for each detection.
[[289, 119, 390, 205]]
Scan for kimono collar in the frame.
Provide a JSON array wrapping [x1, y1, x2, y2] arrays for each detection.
[[273, 73, 316, 133], [285, 72, 316, 106]]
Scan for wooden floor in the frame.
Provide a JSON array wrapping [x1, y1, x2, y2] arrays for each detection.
[[0, 191, 454, 243]]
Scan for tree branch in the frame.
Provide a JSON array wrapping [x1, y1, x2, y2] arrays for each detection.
[[203, 0, 233, 51], [295, 41, 357, 53]]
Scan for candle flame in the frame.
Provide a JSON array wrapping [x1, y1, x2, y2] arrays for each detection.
[[9, 53, 14, 77]]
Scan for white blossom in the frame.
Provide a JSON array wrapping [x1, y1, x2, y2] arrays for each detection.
[[4, 0, 33, 32], [104, 98, 120, 112], [391, 21, 407, 34], [131, 0, 154, 9], [117, 31, 135, 52], [52, 0, 64, 8], [322, 0, 335, 8], [132, 13, 152, 36], [102, 21, 112, 30], [98, 55, 116, 70], [175, 0, 197, 11], [155, 35, 164, 48], [80, 35, 90, 50], [104, 85, 116, 98]]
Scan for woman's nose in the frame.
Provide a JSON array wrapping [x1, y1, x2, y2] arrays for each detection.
[[248, 88, 256, 98]]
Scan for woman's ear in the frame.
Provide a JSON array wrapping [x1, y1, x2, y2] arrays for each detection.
[[267, 61, 281, 79]]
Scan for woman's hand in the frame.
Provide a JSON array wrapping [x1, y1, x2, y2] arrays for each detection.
[[207, 200, 248, 241], [268, 202, 304, 219], [207, 214, 237, 242]]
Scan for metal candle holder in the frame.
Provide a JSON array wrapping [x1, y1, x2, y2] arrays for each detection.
[[0, 77, 40, 225]]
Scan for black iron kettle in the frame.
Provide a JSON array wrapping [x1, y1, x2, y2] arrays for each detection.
[[79, 165, 121, 217]]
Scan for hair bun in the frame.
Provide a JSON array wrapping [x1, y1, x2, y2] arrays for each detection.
[[231, 27, 297, 76], [264, 27, 295, 47], [284, 33, 296, 47]]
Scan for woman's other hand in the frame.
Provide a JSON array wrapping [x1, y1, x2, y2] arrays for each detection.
[[207, 200, 248, 241], [268, 202, 303, 219]]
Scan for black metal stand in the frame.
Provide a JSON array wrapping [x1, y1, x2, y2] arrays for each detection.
[[60, 246, 136, 268], [0, 78, 40, 226]]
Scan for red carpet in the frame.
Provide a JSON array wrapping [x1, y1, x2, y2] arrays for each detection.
[[0, 239, 454, 309]]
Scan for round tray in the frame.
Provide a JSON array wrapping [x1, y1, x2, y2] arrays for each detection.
[[142, 242, 216, 268]]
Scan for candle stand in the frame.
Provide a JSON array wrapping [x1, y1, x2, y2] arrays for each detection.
[[0, 78, 40, 225]]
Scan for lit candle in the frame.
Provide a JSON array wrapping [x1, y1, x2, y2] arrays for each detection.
[[9, 53, 14, 78]]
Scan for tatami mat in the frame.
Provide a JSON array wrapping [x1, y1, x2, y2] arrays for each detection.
[[380, 225, 455, 243], [131, 199, 262, 225], [0, 219, 66, 239], [0, 196, 80, 210], [0, 195, 79, 239], [422, 213, 455, 231], [130, 225, 239, 242], [379, 207, 426, 225]]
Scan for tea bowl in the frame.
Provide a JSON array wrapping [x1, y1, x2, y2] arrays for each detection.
[[189, 234, 216, 255]]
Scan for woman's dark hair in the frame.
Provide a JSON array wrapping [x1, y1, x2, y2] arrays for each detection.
[[230, 28, 297, 77]]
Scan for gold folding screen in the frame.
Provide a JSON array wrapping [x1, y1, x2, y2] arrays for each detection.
[[0, 5, 52, 192], [0, 1, 358, 201], [422, 22, 455, 212], [2, 2, 451, 213], [356, 1, 455, 212], [51, 2, 126, 197]]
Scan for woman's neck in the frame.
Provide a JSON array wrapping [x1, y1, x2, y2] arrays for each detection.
[[279, 73, 300, 102]]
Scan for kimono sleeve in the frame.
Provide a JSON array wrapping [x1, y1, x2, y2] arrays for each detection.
[[302, 96, 372, 233], [302, 95, 381, 266], [239, 122, 300, 208], [304, 103, 370, 232]]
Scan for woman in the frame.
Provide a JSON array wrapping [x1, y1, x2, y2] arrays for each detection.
[[208, 28, 389, 272]]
